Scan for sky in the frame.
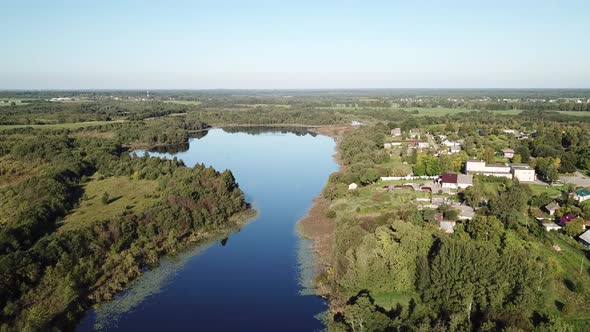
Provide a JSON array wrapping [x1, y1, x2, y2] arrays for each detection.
[[1, 0, 589, 89]]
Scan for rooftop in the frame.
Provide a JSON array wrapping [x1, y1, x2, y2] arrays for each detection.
[[440, 173, 458, 184], [487, 163, 510, 168], [510, 163, 532, 169], [580, 230, 590, 244], [457, 174, 473, 185], [545, 202, 559, 211]]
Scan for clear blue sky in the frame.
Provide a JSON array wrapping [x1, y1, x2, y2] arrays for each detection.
[[2, 0, 589, 89]]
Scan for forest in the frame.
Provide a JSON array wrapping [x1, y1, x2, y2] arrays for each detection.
[[0, 109, 249, 330]]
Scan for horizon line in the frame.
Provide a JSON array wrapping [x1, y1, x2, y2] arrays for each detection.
[[2, 87, 590, 92]]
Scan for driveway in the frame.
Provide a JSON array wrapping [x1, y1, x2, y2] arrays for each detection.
[[560, 171, 590, 187]]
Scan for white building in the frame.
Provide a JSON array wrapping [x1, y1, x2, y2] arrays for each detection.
[[544, 202, 560, 216], [511, 164, 536, 182], [464, 160, 535, 182], [449, 145, 461, 154], [465, 160, 512, 178], [391, 128, 402, 136], [501, 149, 515, 158], [543, 222, 562, 232], [348, 183, 358, 190], [408, 130, 420, 139]]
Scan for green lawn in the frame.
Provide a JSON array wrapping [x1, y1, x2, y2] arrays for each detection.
[[163, 100, 202, 106], [333, 182, 429, 217], [236, 103, 291, 108], [541, 233, 590, 328], [528, 184, 564, 197], [401, 107, 523, 117], [382, 148, 412, 176], [557, 111, 590, 117], [59, 176, 159, 231], [372, 291, 416, 310], [0, 120, 123, 131]]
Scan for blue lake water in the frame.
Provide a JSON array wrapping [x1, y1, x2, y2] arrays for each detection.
[[76, 128, 338, 331]]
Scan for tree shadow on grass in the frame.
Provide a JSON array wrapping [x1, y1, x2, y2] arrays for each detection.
[[107, 195, 123, 204]]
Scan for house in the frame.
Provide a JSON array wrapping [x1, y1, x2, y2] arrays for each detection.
[[579, 230, 590, 248], [542, 222, 562, 232], [454, 204, 475, 220], [348, 183, 358, 190], [440, 173, 458, 189], [449, 144, 461, 154], [440, 173, 473, 189], [384, 143, 392, 149], [502, 129, 517, 135], [575, 188, 590, 203], [417, 142, 430, 149], [439, 220, 456, 233], [544, 202, 560, 216], [434, 211, 454, 233], [408, 130, 420, 139], [501, 149, 515, 158], [391, 128, 402, 136]]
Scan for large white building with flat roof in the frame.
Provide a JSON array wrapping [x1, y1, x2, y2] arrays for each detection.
[[465, 160, 535, 182]]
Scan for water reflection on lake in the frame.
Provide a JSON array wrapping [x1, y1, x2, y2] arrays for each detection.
[[77, 127, 338, 331]]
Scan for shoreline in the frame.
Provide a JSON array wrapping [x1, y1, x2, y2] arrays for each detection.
[[77, 208, 258, 330], [297, 125, 353, 297]]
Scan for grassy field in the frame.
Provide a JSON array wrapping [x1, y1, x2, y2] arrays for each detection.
[[541, 232, 590, 329], [528, 183, 565, 197], [557, 111, 590, 117], [59, 176, 159, 231], [0, 120, 123, 131], [332, 182, 429, 217], [383, 148, 413, 176], [236, 103, 292, 108], [0, 157, 44, 189], [163, 100, 202, 106], [403, 107, 523, 117]]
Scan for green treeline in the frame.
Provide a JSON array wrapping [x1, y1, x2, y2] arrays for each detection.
[[194, 107, 351, 126], [0, 126, 248, 330]]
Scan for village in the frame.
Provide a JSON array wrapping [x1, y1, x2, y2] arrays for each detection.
[[348, 127, 590, 246]]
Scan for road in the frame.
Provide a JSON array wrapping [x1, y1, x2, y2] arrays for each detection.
[[560, 171, 590, 187]]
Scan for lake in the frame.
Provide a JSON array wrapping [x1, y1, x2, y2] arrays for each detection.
[[76, 127, 338, 331]]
